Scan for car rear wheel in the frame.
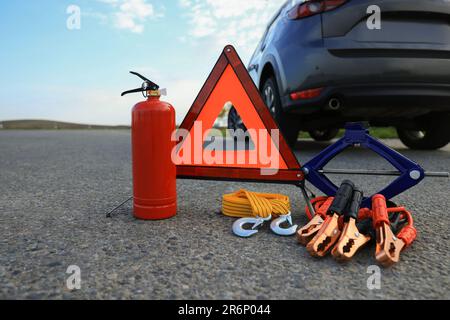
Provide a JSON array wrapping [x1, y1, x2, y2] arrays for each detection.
[[309, 128, 339, 142], [261, 77, 299, 147], [397, 114, 450, 150], [227, 106, 246, 132]]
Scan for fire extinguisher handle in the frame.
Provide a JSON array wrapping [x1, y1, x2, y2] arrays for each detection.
[[121, 71, 160, 97], [121, 88, 147, 97], [129, 71, 158, 87]]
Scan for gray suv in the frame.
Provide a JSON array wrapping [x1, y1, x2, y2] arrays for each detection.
[[228, 0, 450, 149]]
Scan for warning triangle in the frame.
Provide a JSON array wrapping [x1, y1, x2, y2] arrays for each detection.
[[175, 45, 303, 184]]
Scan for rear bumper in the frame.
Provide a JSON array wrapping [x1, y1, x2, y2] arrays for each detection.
[[279, 45, 450, 112], [283, 83, 450, 117]]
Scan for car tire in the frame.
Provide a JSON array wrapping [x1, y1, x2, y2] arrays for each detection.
[[309, 128, 339, 142], [227, 106, 247, 132], [261, 77, 299, 148], [397, 114, 450, 150]]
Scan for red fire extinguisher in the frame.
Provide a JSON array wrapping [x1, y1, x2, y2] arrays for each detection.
[[122, 72, 176, 220]]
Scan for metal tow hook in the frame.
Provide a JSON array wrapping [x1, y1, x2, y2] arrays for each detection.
[[232, 215, 272, 238], [270, 212, 298, 236]]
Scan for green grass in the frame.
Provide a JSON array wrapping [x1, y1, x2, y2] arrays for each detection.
[[215, 127, 398, 140], [299, 127, 398, 139], [367, 127, 398, 139], [0, 120, 130, 130]]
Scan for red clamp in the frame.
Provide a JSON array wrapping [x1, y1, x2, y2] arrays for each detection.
[[372, 195, 417, 267]]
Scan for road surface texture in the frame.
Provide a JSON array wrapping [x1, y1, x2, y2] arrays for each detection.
[[0, 130, 449, 299]]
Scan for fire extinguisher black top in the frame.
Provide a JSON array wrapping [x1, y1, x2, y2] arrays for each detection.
[[121, 71, 160, 97]]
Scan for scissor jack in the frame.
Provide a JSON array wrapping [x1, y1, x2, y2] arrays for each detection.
[[297, 122, 448, 216]]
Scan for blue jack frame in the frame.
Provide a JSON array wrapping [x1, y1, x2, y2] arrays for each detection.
[[303, 122, 426, 208]]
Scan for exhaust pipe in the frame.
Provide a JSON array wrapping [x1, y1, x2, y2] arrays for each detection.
[[328, 98, 341, 111]]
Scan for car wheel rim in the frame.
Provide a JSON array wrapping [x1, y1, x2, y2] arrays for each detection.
[[264, 86, 276, 115], [313, 130, 326, 137], [406, 130, 426, 140], [229, 108, 244, 131]]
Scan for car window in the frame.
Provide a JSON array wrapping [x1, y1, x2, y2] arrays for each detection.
[[261, 9, 284, 50], [250, 0, 290, 59], [260, 0, 305, 51]]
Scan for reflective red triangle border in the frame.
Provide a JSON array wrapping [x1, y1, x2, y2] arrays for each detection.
[[176, 45, 304, 184]]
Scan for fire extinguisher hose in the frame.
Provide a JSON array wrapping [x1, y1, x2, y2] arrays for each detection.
[[222, 189, 291, 219]]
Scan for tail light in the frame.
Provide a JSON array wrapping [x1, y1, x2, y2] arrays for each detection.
[[288, 0, 347, 20], [290, 88, 324, 100]]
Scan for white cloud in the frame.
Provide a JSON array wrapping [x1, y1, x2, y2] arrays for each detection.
[[98, 0, 163, 33], [165, 78, 204, 124], [179, 0, 286, 61], [23, 78, 200, 125]]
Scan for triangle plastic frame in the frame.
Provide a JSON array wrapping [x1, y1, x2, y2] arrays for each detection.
[[176, 45, 303, 184]]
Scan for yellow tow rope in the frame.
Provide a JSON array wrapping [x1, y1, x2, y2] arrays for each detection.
[[222, 189, 291, 219]]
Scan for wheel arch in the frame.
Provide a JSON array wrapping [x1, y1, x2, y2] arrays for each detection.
[[258, 55, 285, 93], [259, 63, 276, 90]]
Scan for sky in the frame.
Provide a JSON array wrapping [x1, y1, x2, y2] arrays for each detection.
[[0, 0, 287, 125]]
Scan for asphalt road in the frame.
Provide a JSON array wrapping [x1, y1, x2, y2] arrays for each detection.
[[0, 130, 449, 300]]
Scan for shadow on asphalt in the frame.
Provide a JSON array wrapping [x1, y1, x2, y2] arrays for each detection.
[[292, 139, 449, 153], [291, 140, 334, 152]]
